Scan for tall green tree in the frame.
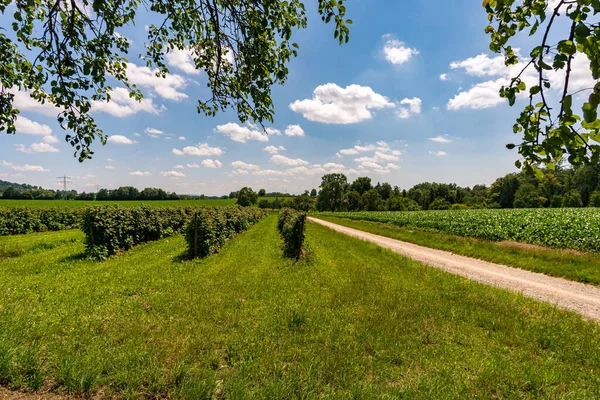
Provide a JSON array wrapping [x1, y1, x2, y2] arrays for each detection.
[[317, 173, 347, 212], [484, 0, 600, 172], [349, 177, 372, 195], [236, 187, 258, 207], [0, 0, 351, 161]]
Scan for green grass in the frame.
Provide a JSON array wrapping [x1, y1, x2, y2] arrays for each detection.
[[0, 197, 283, 208], [316, 215, 600, 286], [1, 217, 600, 398]]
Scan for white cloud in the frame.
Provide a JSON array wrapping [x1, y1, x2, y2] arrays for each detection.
[[284, 125, 305, 137], [129, 171, 152, 176], [172, 143, 223, 156], [107, 135, 137, 145], [215, 123, 268, 143], [387, 163, 400, 170], [186, 163, 200, 168], [450, 53, 507, 77], [439, 73, 449, 81], [105, 165, 115, 170], [231, 161, 261, 170], [145, 127, 164, 137], [14, 116, 52, 135], [161, 170, 185, 177], [133, 132, 142, 137], [266, 128, 282, 136], [1, 160, 49, 172], [43, 135, 59, 144], [429, 135, 453, 143], [106, 158, 115, 162], [92, 87, 166, 117], [447, 78, 507, 110], [382, 37, 419, 65], [173, 165, 185, 169], [178, 136, 186, 140], [397, 97, 422, 119], [289, 83, 394, 124], [11, 90, 61, 116], [271, 155, 309, 166], [263, 145, 285, 154], [201, 159, 223, 169], [126, 62, 188, 101], [355, 151, 400, 165], [429, 151, 447, 157], [15, 143, 59, 154], [231, 169, 249, 175], [165, 48, 200, 75]]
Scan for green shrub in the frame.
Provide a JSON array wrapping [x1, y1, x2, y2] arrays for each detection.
[[278, 208, 307, 259], [185, 206, 266, 259], [0, 207, 83, 235], [82, 205, 195, 260]]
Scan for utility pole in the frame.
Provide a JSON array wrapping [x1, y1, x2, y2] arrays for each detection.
[[56, 175, 73, 191]]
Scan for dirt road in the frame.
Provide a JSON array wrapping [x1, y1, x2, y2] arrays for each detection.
[[309, 217, 600, 322]]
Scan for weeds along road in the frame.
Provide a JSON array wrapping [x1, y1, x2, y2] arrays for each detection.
[[309, 217, 600, 322]]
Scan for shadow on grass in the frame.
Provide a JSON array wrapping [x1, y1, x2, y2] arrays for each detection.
[[59, 252, 88, 263]]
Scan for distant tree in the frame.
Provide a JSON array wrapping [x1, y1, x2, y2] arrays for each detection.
[[317, 173, 348, 212], [21, 191, 34, 200], [589, 191, 600, 207], [310, 189, 317, 197], [562, 190, 584, 208], [237, 187, 258, 207], [362, 188, 382, 211], [386, 195, 420, 211], [573, 165, 600, 206], [1, 186, 19, 199], [344, 191, 362, 211], [290, 194, 315, 212], [376, 182, 393, 200], [513, 183, 545, 208], [349, 177, 372, 195], [258, 199, 271, 209], [258, 189, 266, 197], [229, 191, 239, 199], [428, 198, 451, 210], [490, 174, 520, 208]]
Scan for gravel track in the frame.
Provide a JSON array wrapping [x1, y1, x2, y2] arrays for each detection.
[[309, 217, 600, 322]]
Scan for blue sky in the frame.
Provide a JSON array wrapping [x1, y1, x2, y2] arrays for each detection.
[[1, 0, 596, 195]]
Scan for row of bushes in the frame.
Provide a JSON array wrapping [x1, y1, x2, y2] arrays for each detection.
[[82, 205, 196, 260], [0, 208, 84, 235], [185, 207, 267, 258], [278, 208, 307, 259]]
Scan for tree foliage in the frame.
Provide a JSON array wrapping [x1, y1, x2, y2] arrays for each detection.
[[484, 0, 600, 172], [236, 187, 257, 207], [0, 0, 351, 161]]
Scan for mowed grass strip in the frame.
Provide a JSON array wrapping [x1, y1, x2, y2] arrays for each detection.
[[316, 215, 600, 286], [0, 216, 599, 398]]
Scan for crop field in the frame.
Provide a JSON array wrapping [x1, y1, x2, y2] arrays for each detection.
[[0, 197, 282, 208], [318, 208, 600, 253], [1, 216, 600, 398]]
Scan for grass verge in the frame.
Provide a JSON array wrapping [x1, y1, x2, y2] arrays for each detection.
[[0, 216, 599, 398], [316, 215, 600, 286]]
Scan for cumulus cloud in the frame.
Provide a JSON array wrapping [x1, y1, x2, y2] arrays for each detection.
[[439, 73, 449, 81], [215, 123, 268, 143], [187, 163, 200, 168], [1, 160, 49, 172], [263, 145, 285, 154], [145, 127, 164, 137], [11, 90, 61, 116], [173, 165, 185, 169], [126, 62, 188, 101], [289, 83, 394, 124], [231, 161, 261, 170], [450, 54, 507, 77], [201, 159, 223, 169], [429, 135, 453, 143], [161, 170, 185, 177], [107, 135, 137, 145], [92, 87, 166, 117], [165, 48, 200, 75], [179, 136, 186, 140], [284, 125, 305, 137], [172, 143, 223, 156], [382, 36, 419, 65], [447, 78, 508, 110], [15, 143, 59, 154], [129, 171, 152, 176], [397, 97, 422, 119], [266, 128, 282, 136], [43, 135, 60, 144], [270, 155, 309, 166], [429, 151, 447, 156], [14, 116, 52, 135]]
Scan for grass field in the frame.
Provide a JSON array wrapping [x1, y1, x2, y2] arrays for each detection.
[[0, 198, 285, 208], [1, 217, 600, 398], [316, 216, 600, 286]]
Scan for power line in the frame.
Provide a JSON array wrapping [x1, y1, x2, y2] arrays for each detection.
[[56, 175, 73, 191]]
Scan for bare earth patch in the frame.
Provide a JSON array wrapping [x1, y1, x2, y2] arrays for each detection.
[[309, 217, 600, 322]]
